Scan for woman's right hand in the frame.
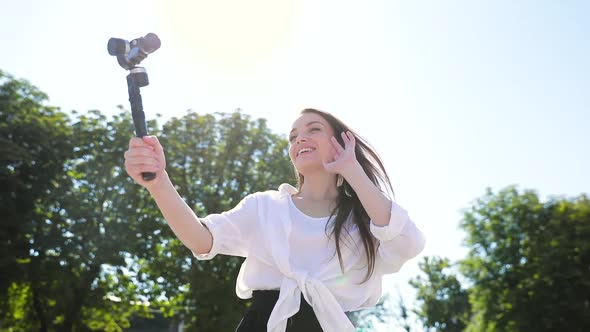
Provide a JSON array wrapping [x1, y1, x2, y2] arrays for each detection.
[[124, 135, 168, 190]]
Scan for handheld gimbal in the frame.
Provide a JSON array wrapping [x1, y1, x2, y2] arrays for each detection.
[[108, 33, 161, 181]]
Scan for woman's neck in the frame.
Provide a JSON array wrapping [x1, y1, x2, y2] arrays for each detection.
[[296, 172, 339, 201]]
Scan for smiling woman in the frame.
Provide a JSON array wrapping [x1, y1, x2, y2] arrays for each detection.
[[124, 107, 425, 331], [157, 0, 301, 71]]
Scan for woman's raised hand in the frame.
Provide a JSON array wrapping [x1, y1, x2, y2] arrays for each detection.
[[323, 131, 361, 177], [124, 135, 167, 189]]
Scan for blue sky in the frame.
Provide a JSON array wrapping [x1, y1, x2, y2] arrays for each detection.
[[2, 0, 589, 329]]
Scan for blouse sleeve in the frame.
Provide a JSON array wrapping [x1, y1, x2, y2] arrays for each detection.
[[370, 201, 426, 274], [193, 193, 259, 260]]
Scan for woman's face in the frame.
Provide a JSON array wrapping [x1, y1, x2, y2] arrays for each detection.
[[288, 112, 336, 173]]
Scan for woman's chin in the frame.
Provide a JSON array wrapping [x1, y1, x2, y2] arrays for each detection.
[[294, 160, 326, 175]]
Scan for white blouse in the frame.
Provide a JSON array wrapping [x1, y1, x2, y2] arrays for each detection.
[[194, 184, 425, 332]]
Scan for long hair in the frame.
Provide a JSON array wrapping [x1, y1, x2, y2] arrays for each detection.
[[294, 108, 395, 282]]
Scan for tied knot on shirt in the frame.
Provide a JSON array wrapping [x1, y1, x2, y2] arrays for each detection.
[[267, 269, 357, 332], [285, 270, 313, 303]]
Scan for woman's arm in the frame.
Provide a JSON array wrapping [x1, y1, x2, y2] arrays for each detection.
[[124, 136, 213, 255], [341, 162, 392, 226], [344, 164, 425, 260], [148, 171, 213, 255], [328, 132, 425, 262]]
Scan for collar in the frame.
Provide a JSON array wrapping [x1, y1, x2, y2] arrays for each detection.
[[278, 183, 298, 198]]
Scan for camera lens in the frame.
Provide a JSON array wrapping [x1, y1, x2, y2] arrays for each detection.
[[107, 38, 129, 56]]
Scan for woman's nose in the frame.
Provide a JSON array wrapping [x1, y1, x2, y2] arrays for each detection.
[[295, 136, 307, 144]]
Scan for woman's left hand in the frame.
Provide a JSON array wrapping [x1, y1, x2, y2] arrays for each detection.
[[323, 131, 362, 176]]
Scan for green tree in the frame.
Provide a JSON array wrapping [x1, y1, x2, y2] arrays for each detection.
[[1, 97, 160, 331], [0, 69, 74, 331], [53, 108, 160, 331], [410, 257, 470, 332], [460, 186, 590, 332], [410, 186, 590, 332], [1, 69, 296, 331]]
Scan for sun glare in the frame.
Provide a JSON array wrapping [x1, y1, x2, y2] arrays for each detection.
[[159, 0, 301, 73]]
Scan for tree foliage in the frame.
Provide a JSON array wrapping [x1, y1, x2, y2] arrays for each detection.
[[460, 186, 590, 332], [1, 69, 75, 331], [0, 69, 295, 331], [410, 257, 470, 332], [411, 186, 590, 332]]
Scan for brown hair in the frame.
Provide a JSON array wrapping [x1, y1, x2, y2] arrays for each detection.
[[294, 108, 395, 282]]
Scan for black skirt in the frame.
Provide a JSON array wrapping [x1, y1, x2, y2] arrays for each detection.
[[234, 290, 324, 332]]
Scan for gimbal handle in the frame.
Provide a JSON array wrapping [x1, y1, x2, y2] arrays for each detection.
[[127, 67, 156, 181]]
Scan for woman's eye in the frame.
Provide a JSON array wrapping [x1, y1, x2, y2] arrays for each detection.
[[310, 127, 320, 132]]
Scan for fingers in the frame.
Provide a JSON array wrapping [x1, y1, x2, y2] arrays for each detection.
[[125, 154, 159, 167], [126, 162, 160, 174], [327, 144, 340, 163], [324, 131, 358, 175], [129, 137, 152, 149], [129, 135, 163, 150], [331, 131, 355, 153], [142, 135, 162, 151], [125, 136, 166, 186], [124, 145, 154, 157], [341, 131, 355, 148], [331, 136, 345, 154], [125, 137, 161, 170], [125, 152, 159, 169]]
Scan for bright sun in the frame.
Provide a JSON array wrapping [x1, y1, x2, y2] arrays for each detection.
[[158, 0, 301, 72]]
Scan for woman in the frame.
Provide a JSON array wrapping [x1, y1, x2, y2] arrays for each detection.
[[124, 108, 425, 332]]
